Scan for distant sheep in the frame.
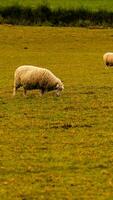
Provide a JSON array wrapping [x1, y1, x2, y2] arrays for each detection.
[[13, 65, 64, 96], [103, 52, 113, 67]]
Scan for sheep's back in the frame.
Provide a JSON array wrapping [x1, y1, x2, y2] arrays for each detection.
[[108, 54, 113, 64], [103, 53, 113, 64]]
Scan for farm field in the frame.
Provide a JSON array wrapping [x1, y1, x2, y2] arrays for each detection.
[[0, 25, 113, 199], [0, 0, 113, 11]]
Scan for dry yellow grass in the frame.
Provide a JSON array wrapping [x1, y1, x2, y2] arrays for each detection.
[[0, 25, 113, 199]]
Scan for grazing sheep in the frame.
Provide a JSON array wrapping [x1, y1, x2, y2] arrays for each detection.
[[103, 52, 113, 67], [13, 65, 64, 96]]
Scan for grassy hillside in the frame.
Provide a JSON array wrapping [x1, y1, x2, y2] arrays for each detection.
[[0, 0, 113, 11], [0, 25, 113, 199]]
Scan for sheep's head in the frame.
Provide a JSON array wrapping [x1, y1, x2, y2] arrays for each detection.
[[56, 81, 64, 90], [55, 80, 64, 96]]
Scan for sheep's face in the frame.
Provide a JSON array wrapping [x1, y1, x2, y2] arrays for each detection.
[[56, 82, 64, 91]]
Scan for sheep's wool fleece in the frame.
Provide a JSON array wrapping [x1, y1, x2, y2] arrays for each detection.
[[15, 65, 62, 89], [103, 52, 113, 66]]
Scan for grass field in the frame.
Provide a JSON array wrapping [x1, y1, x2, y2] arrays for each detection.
[[0, 25, 113, 199], [0, 0, 113, 11]]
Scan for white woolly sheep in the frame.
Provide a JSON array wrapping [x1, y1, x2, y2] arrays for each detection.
[[13, 65, 64, 96], [103, 52, 113, 67]]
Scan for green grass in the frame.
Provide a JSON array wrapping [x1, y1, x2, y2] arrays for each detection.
[[0, 1, 113, 27], [0, 25, 113, 199], [0, 0, 113, 11]]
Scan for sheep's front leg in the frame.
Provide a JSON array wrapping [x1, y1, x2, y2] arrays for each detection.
[[56, 90, 60, 96]]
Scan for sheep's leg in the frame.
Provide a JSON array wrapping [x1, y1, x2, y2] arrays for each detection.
[[23, 88, 27, 96], [40, 89, 45, 96], [13, 87, 16, 96], [56, 90, 60, 96], [13, 84, 19, 96]]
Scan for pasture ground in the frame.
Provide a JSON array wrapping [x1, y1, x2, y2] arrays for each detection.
[[0, 25, 113, 199]]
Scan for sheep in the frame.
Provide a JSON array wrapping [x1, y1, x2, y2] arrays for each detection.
[[13, 65, 64, 96], [103, 52, 113, 67]]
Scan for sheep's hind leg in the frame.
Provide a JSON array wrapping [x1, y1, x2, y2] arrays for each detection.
[[40, 89, 45, 96], [23, 88, 27, 96], [13, 84, 19, 96], [13, 87, 16, 96]]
